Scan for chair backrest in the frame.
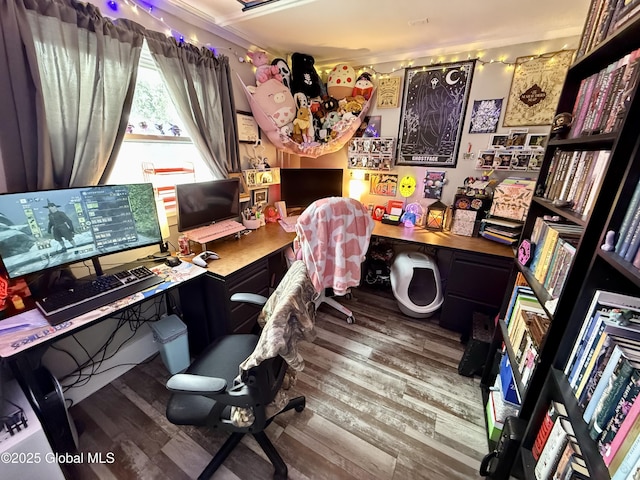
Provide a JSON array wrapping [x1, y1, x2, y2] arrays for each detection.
[[294, 197, 374, 295]]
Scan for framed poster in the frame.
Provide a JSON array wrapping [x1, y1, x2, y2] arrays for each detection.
[[503, 50, 574, 126], [376, 76, 402, 109], [369, 173, 398, 196], [397, 61, 475, 167], [236, 111, 260, 143]]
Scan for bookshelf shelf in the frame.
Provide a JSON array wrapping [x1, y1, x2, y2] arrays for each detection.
[[530, 197, 588, 227], [599, 249, 640, 288], [481, 3, 640, 479]]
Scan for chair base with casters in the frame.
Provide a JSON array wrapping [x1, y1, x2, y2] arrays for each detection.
[[165, 334, 306, 480], [314, 289, 355, 324]]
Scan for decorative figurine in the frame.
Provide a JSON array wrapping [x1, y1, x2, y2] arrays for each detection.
[[601, 230, 616, 251], [550, 112, 573, 138]]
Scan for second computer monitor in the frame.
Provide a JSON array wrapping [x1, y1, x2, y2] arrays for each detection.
[[279, 168, 343, 210], [176, 178, 240, 232]]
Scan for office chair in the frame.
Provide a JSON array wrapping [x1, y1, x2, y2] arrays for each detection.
[[165, 260, 317, 480], [292, 196, 374, 324]]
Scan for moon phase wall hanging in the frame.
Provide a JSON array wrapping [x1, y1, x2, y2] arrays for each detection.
[[396, 60, 475, 168]]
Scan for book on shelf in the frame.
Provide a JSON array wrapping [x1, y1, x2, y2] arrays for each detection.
[[557, 458, 591, 479], [604, 394, 640, 468], [610, 418, 640, 480], [612, 0, 640, 31], [575, 331, 611, 400], [551, 440, 583, 480], [587, 354, 637, 441], [532, 400, 569, 460], [597, 368, 640, 459], [534, 416, 576, 480], [614, 178, 640, 256], [568, 312, 609, 390], [579, 333, 616, 408]]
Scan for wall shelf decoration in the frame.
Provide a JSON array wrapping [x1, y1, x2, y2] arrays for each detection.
[[348, 137, 395, 170], [242, 167, 280, 190]]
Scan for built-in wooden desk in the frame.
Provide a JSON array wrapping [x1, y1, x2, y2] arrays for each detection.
[[180, 223, 296, 354], [371, 222, 515, 336], [372, 222, 514, 258]]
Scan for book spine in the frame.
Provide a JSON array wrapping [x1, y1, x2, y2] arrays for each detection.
[[571, 76, 598, 138], [616, 200, 640, 258], [614, 179, 640, 253], [534, 417, 571, 480], [583, 151, 611, 217], [611, 429, 640, 480], [583, 345, 624, 423], [576, 0, 603, 58], [624, 221, 640, 262], [599, 368, 640, 460], [634, 244, 640, 269], [598, 61, 627, 133], [611, 53, 640, 132]]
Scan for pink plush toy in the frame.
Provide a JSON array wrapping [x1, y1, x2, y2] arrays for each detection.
[[247, 51, 282, 86]]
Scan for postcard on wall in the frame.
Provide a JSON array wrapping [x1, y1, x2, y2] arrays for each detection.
[[469, 98, 503, 133], [503, 50, 574, 126], [424, 171, 446, 199], [376, 76, 402, 109]]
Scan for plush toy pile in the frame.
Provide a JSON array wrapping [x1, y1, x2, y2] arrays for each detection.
[[246, 51, 375, 146]]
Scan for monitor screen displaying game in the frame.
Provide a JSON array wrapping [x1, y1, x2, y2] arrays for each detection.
[[176, 178, 240, 232], [279, 168, 344, 209], [0, 183, 162, 278]]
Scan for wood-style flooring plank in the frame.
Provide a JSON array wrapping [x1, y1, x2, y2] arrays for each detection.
[[68, 285, 490, 479]]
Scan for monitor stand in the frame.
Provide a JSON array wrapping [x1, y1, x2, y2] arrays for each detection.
[[92, 257, 103, 277]]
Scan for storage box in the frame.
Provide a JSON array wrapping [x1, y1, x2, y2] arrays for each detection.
[[150, 314, 190, 374]]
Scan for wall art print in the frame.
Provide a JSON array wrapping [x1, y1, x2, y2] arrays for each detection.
[[369, 173, 398, 197], [503, 50, 574, 126], [376, 76, 402, 109], [469, 98, 503, 133], [397, 61, 475, 167]]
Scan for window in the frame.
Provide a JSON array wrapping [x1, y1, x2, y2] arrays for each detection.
[[105, 42, 216, 215]]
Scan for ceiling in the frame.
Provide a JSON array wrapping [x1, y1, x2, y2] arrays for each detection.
[[161, 0, 592, 68]]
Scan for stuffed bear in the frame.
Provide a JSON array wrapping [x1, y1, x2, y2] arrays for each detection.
[[291, 52, 325, 99], [271, 58, 291, 91], [247, 51, 282, 86], [247, 79, 296, 132]]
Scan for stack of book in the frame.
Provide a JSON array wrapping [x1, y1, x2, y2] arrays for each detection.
[[564, 290, 640, 479], [504, 285, 551, 390], [577, 0, 640, 59], [527, 218, 584, 302], [531, 400, 590, 479], [542, 149, 611, 218], [479, 217, 523, 245], [613, 177, 640, 269]]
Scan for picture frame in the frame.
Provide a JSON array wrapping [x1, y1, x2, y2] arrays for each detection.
[[525, 133, 548, 149], [236, 110, 260, 143], [396, 61, 475, 167], [469, 98, 503, 134], [252, 188, 268, 206], [228, 172, 250, 202]]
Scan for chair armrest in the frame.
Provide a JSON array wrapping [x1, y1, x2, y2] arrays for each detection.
[[166, 374, 227, 395], [230, 293, 268, 306]]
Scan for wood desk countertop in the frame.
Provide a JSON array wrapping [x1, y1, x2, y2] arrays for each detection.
[[193, 222, 296, 278], [372, 222, 515, 258]]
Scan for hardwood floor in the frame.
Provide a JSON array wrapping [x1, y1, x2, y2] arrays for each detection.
[[66, 286, 489, 480]]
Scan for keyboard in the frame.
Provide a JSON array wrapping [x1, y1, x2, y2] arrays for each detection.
[[280, 215, 300, 226], [36, 266, 164, 325], [186, 220, 245, 243]]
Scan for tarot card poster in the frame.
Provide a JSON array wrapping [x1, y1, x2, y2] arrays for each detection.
[[397, 61, 475, 167]]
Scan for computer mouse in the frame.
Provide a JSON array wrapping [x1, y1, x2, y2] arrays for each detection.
[[165, 256, 181, 267]]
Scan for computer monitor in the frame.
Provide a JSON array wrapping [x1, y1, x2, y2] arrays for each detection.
[[0, 183, 162, 279], [279, 168, 344, 209], [176, 178, 240, 232]]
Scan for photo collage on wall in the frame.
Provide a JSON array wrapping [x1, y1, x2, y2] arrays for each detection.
[[475, 129, 546, 172]]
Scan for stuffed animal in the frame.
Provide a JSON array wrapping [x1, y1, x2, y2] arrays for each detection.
[[353, 72, 374, 100], [272, 58, 291, 91], [247, 79, 296, 131], [291, 52, 325, 99], [247, 50, 282, 86], [327, 64, 356, 100], [322, 96, 339, 113], [292, 92, 314, 143]]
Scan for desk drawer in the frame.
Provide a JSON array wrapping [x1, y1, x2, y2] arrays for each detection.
[[446, 253, 511, 305]]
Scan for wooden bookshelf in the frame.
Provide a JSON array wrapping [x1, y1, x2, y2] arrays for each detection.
[[481, 2, 640, 478]]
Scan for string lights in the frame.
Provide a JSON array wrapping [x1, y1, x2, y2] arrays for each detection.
[[353, 46, 573, 79], [106, 0, 247, 62]]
